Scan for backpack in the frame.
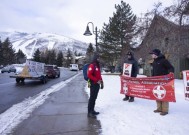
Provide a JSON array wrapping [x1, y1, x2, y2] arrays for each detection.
[[82, 63, 96, 81]]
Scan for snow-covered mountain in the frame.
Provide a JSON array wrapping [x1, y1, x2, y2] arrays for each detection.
[[0, 31, 88, 59]]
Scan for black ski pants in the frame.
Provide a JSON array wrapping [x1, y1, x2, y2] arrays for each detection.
[[88, 82, 100, 113]]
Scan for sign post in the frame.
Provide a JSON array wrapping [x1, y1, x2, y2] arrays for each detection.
[[182, 70, 189, 101]]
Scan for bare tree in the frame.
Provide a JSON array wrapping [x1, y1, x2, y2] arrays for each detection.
[[134, 0, 189, 47], [162, 0, 189, 25]]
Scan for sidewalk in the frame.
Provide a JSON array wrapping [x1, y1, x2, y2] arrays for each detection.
[[12, 74, 101, 135]]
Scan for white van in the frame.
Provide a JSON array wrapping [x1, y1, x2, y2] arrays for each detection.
[[70, 64, 79, 71]]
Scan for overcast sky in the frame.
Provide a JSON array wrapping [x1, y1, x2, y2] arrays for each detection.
[[0, 0, 173, 43]]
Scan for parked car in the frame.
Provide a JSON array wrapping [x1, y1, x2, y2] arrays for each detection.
[[1, 66, 16, 73], [44, 65, 60, 78], [70, 64, 79, 71], [102, 67, 110, 73], [109, 66, 115, 73], [102, 66, 115, 73], [0, 65, 3, 69]]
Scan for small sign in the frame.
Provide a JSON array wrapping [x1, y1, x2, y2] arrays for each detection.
[[182, 70, 189, 101], [122, 63, 132, 77], [19, 60, 45, 77]]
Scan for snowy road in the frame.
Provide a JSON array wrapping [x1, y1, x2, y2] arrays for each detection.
[[0, 68, 77, 113], [0, 72, 81, 134]]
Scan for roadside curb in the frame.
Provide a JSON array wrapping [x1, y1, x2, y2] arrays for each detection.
[[101, 73, 120, 75]]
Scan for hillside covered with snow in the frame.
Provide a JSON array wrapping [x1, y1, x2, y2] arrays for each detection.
[[0, 31, 88, 59]]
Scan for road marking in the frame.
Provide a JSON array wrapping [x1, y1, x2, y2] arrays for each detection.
[[0, 73, 81, 135]]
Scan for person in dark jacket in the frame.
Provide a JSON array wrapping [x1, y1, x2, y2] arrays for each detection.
[[122, 51, 138, 102], [149, 49, 174, 116], [87, 52, 103, 118]]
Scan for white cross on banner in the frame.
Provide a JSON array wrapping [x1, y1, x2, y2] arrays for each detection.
[[120, 73, 176, 102]]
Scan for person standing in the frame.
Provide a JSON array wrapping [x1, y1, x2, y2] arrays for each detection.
[[149, 49, 174, 116], [122, 51, 138, 102], [87, 53, 104, 118]]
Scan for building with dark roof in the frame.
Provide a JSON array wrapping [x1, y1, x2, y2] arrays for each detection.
[[135, 15, 189, 78]]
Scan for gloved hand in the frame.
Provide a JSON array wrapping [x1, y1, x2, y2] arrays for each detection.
[[97, 80, 102, 84], [169, 72, 174, 78], [100, 82, 104, 89]]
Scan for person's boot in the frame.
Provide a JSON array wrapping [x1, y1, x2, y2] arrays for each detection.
[[129, 97, 134, 102], [154, 109, 162, 113], [88, 112, 97, 118], [123, 95, 129, 101], [160, 112, 168, 116], [92, 110, 100, 115]]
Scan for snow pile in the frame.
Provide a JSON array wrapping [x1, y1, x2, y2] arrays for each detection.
[[86, 75, 189, 135]]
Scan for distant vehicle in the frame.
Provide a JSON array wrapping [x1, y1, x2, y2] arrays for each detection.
[[44, 65, 60, 78], [1, 66, 16, 73], [0, 65, 3, 69], [10, 60, 47, 84], [109, 66, 115, 73], [102, 66, 115, 73], [70, 64, 79, 71], [102, 67, 110, 73]]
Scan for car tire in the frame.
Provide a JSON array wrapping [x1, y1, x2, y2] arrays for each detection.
[[41, 76, 47, 84], [16, 78, 21, 83], [21, 78, 25, 83]]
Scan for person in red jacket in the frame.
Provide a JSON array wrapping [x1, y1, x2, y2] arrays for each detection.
[[87, 53, 103, 118]]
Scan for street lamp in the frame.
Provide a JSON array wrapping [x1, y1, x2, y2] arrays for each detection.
[[83, 22, 100, 52]]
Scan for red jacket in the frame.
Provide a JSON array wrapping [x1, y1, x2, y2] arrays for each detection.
[[87, 63, 103, 84]]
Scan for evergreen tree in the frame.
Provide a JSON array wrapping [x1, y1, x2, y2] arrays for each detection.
[[56, 51, 64, 67], [40, 49, 49, 64], [1, 38, 16, 65], [33, 49, 41, 62], [85, 43, 94, 63], [99, 1, 136, 65], [0, 40, 3, 65], [48, 49, 56, 65], [78, 52, 83, 56], [74, 51, 78, 56], [66, 49, 72, 67], [16, 49, 26, 64]]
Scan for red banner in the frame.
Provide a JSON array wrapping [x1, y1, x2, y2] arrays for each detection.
[[120, 74, 176, 102]]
